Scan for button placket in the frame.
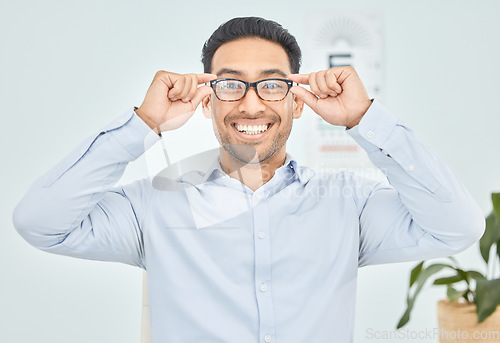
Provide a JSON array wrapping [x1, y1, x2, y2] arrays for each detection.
[[252, 198, 276, 341]]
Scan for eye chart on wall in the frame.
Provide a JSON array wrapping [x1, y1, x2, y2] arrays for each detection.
[[303, 11, 385, 180]]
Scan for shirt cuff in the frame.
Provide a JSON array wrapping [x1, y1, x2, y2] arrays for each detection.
[[346, 99, 398, 153], [106, 107, 161, 161]]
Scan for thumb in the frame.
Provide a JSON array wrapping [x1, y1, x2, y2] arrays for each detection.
[[191, 85, 214, 108], [290, 85, 319, 113]]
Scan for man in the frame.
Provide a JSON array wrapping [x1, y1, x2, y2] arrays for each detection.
[[14, 17, 484, 343]]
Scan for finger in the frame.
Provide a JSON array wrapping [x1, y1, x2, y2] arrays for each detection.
[[196, 73, 218, 84], [190, 85, 214, 108], [178, 75, 193, 102], [308, 72, 325, 99], [290, 85, 318, 113], [168, 76, 185, 100], [326, 70, 342, 94], [146, 74, 172, 103], [316, 70, 332, 97], [288, 73, 310, 85], [186, 74, 199, 102]]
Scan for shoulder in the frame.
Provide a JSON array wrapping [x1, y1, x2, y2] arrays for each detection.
[[296, 163, 391, 206]]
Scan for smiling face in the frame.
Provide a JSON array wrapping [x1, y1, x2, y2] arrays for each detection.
[[202, 37, 303, 166]]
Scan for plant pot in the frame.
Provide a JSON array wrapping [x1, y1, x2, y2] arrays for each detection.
[[437, 299, 500, 342]]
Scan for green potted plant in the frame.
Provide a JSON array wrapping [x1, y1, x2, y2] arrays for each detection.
[[397, 193, 500, 337]]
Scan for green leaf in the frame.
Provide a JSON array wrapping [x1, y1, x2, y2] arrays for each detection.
[[447, 256, 459, 266], [475, 278, 500, 322], [456, 268, 472, 286], [492, 193, 500, 217], [479, 212, 500, 264], [397, 263, 454, 329], [492, 193, 500, 262], [467, 271, 486, 282], [497, 238, 500, 261], [447, 285, 467, 302], [434, 273, 465, 285], [410, 261, 424, 287], [397, 306, 412, 329]]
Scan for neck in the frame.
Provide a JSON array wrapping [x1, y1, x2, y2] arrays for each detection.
[[219, 148, 286, 191]]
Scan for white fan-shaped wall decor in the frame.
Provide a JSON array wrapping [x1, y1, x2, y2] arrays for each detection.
[[314, 17, 371, 48]]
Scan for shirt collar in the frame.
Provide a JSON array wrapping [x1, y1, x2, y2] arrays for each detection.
[[200, 152, 312, 185]]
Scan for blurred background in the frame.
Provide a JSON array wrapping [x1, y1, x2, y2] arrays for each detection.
[[1, 0, 499, 342]]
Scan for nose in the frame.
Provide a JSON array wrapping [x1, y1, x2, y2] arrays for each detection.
[[238, 86, 267, 114]]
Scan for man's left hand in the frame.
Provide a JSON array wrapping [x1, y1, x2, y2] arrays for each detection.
[[288, 67, 372, 128]]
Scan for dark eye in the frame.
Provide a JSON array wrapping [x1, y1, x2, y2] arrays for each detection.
[[217, 81, 244, 90], [262, 81, 283, 89], [226, 82, 241, 89]]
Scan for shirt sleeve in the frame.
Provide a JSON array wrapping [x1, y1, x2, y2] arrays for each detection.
[[12, 108, 161, 268], [347, 100, 485, 267]]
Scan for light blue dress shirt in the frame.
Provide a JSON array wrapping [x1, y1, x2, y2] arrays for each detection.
[[13, 100, 485, 343]]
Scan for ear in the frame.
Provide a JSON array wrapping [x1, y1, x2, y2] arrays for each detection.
[[202, 94, 212, 119], [292, 94, 304, 119]]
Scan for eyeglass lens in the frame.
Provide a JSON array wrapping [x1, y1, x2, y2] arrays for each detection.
[[214, 79, 289, 101]]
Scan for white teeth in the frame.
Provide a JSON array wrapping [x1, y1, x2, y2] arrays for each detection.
[[235, 124, 270, 135]]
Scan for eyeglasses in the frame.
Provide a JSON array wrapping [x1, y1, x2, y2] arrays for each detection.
[[208, 78, 294, 102]]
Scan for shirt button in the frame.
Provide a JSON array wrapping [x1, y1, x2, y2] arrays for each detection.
[[408, 164, 415, 172], [260, 284, 268, 292], [254, 193, 263, 200], [258, 231, 266, 239], [264, 335, 272, 342], [366, 130, 375, 139]]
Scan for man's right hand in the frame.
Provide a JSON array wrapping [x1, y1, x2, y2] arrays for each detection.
[[135, 71, 217, 134]]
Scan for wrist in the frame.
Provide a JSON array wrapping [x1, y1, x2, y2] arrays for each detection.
[[134, 107, 161, 135], [346, 99, 373, 129]]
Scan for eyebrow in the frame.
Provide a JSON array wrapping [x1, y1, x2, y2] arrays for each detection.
[[260, 69, 288, 77], [215, 68, 288, 78]]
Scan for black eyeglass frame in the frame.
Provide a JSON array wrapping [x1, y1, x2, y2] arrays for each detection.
[[208, 78, 295, 102]]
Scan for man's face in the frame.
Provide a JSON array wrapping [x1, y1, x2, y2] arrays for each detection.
[[202, 38, 303, 165]]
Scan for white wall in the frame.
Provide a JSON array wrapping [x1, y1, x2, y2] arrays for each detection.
[[1, 1, 499, 342]]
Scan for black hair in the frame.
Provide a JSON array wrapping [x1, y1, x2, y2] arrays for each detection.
[[201, 17, 301, 74]]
